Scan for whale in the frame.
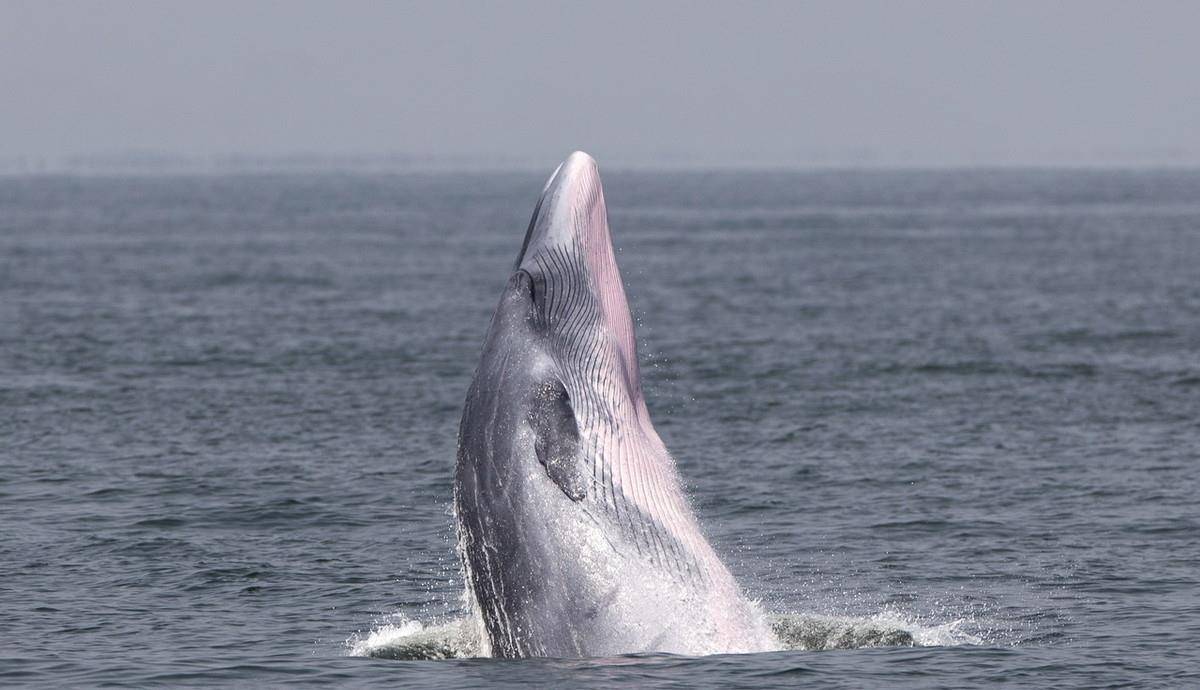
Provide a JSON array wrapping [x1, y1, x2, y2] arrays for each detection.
[[454, 151, 776, 658]]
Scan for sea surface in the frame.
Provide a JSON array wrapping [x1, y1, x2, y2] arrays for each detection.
[[2, 168, 1198, 687]]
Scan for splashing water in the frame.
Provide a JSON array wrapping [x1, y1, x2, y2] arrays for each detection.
[[769, 612, 983, 650], [346, 614, 483, 661], [345, 610, 984, 660]]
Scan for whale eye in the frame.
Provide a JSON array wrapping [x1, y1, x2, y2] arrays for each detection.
[[526, 270, 552, 321], [511, 269, 549, 326], [512, 269, 537, 302], [529, 273, 544, 306], [533, 276, 552, 325]]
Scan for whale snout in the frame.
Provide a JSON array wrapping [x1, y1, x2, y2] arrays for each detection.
[[514, 151, 605, 272], [508, 152, 635, 375]]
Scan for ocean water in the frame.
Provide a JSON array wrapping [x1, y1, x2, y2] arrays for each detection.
[[2, 169, 1198, 687]]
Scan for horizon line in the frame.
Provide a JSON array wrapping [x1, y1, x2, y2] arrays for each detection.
[[2, 149, 1200, 176]]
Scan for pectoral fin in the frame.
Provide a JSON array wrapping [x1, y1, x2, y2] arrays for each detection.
[[529, 379, 586, 501]]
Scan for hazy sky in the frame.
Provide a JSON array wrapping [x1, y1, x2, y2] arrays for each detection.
[[3, 1, 1199, 167]]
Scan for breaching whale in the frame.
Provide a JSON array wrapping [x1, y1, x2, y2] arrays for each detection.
[[454, 151, 776, 658]]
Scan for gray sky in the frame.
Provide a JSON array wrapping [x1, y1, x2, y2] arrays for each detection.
[[3, 0, 1199, 167]]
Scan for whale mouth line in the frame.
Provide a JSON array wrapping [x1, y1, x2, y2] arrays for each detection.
[[513, 185, 551, 270]]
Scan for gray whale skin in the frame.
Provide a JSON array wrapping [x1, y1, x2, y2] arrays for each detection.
[[454, 151, 776, 658]]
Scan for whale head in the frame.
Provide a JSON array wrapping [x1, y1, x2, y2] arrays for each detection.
[[509, 151, 643, 408]]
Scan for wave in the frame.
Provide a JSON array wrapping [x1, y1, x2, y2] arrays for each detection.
[[345, 611, 983, 661], [770, 611, 982, 650]]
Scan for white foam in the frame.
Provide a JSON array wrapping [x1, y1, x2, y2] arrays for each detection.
[[907, 617, 985, 647], [345, 608, 984, 660], [769, 611, 984, 650], [345, 614, 481, 660]]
